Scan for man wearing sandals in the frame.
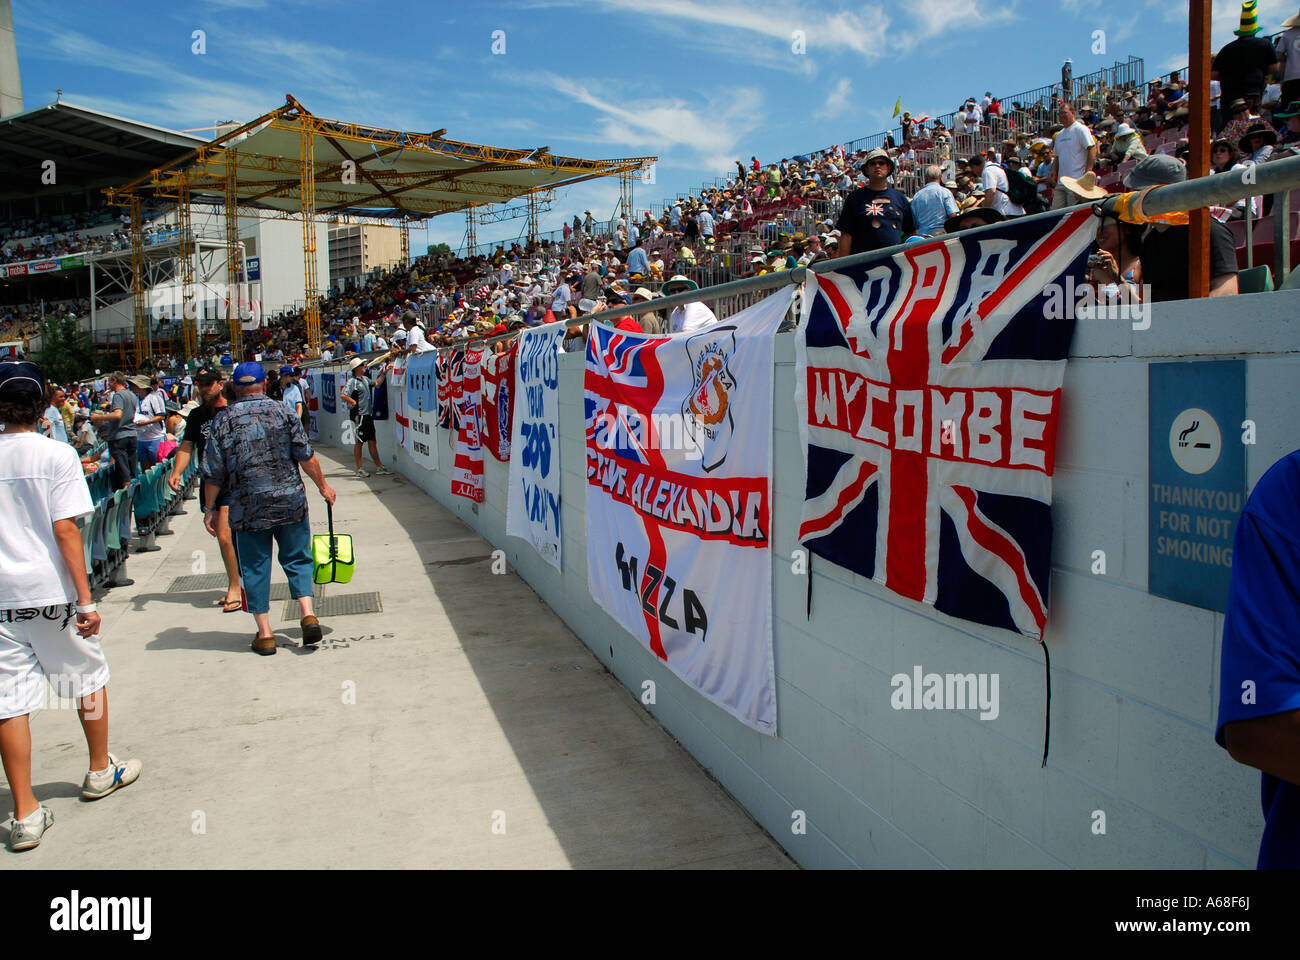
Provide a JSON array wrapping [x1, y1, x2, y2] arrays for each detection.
[[201, 363, 338, 656]]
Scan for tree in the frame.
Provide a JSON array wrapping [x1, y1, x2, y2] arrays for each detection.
[[426, 242, 452, 257], [33, 313, 95, 384]]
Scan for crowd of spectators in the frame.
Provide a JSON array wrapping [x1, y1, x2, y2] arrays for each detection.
[[5, 5, 1299, 373]]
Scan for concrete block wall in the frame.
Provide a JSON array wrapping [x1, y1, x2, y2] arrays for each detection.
[[315, 287, 1300, 868]]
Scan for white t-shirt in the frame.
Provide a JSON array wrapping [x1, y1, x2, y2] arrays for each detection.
[[1054, 121, 1097, 180], [406, 325, 427, 351], [670, 301, 719, 333], [1284, 29, 1300, 82], [0, 432, 95, 606], [982, 164, 1025, 217], [136, 389, 167, 443]]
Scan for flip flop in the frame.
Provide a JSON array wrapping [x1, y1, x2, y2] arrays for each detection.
[[221, 599, 242, 613]]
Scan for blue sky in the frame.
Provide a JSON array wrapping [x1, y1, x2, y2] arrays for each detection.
[[13, 0, 1297, 251]]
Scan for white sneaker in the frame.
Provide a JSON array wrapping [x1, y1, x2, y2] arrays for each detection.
[[8, 805, 53, 851], [82, 753, 142, 800], [354, 469, 370, 478], [374, 467, 392, 476]]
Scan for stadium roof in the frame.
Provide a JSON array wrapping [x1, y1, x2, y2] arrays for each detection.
[[0, 100, 207, 202], [109, 96, 654, 221]]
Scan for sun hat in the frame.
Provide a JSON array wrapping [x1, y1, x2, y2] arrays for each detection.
[[1059, 171, 1110, 200], [232, 362, 266, 385], [1124, 154, 1188, 189], [1275, 100, 1300, 119], [1114, 122, 1137, 138], [1239, 122, 1278, 151], [859, 148, 896, 174], [129, 374, 152, 389], [661, 274, 698, 296], [348, 358, 365, 372], [631, 287, 655, 302]]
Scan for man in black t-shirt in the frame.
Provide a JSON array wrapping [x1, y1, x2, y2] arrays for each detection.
[[1124, 155, 1240, 302], [1212, 13, 1279, 111], [835, 148, 915, 257], [168, 369, 243, 611]]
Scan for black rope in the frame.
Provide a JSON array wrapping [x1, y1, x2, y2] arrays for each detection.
[[1040, 639, 1052, 768], [805, 551, 812, 619]]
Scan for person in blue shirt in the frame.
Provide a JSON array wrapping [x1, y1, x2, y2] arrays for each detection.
[[1216, 449, 1300, 868], [626, 238, 650, 277], [909, 165, 960, 238]]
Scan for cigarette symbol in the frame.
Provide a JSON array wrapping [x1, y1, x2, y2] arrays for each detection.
[[1177, 420, 1211, 449]]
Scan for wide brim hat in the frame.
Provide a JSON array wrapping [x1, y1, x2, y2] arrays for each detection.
[[129, 375, 152, 389], [1114, 123, 1137, 138], [661, 274, 698, 296], [1275, 100, 1300, 118], [1059, 171, 1109, 200], [943, 207, 1005, 233], [1124, 154, 1188, 189], [1239, 122, 1278, 150], [859, 148, 896, 174], [1283, 9, 1300, 29]]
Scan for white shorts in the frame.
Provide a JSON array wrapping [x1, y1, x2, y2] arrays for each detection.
[[0, 602, 110, 719]]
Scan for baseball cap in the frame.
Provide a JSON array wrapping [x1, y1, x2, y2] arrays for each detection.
[[279, 365, 296, 377], [232, 362, 266, 385], [0, 360, 45, 400]]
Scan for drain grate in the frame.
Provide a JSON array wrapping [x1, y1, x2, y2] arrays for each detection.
[[281, 591, 382, 621], [167, 573, 228, 592], [168, 574, 298, 601]]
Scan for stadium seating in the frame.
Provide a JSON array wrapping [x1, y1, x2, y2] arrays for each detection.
[[74, 449, 200, 592]]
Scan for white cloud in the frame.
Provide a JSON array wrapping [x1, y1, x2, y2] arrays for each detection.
[[815, 78, 853, 120]]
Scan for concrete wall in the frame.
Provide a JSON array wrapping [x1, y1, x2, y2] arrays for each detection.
[[315, 288, 1300, 869]]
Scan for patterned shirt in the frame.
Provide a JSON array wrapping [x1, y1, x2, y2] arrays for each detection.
[[202, 394, 314, 532]]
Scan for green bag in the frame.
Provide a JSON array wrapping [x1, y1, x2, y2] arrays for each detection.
[[312, 502, 355, 584]]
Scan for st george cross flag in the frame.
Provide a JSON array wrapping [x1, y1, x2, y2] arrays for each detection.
[[585, 287, 794, 734], [796, 207, 1097, 640], [452, 347, 485, 502], [480, 343, 516, 462]]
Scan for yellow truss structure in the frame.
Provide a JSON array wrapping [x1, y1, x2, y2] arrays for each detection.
[[105, 95, 654, 364]]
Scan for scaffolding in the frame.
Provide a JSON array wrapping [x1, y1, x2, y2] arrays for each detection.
[[176, 180, 196, 361], [104, 95, 653, 362]]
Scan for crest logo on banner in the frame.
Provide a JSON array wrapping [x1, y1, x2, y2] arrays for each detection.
[[795, 208, 1097, 640], [507, 325, 564, 570], [585, 289, 793, 734], [481, 343, 516, 462], [452, 347, 485, 502]]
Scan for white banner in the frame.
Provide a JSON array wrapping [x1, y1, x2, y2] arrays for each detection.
[[305, 370, 320, 441], [405, 352, 438, 471], [506, 325, 565, 571], [584, 288, 792, 734], [390, 367, 408, 457]]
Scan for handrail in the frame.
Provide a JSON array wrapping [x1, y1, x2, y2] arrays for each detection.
[[426, 156, 1300, 353]]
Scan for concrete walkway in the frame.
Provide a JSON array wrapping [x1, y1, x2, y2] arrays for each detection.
[[4, 447, 793, 869]]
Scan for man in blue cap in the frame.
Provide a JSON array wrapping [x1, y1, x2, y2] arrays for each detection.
[[279, 365, 303, 423], [201, 361, 337, 655]]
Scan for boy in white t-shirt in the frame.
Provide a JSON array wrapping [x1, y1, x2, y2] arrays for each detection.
[[0, 361, 142, 851]]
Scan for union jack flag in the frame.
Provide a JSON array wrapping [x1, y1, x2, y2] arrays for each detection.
[[797, 207, 1097, 639], [864, 200, 889, 217]]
